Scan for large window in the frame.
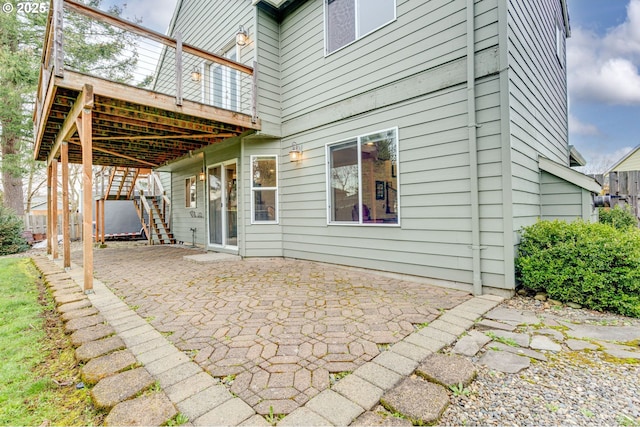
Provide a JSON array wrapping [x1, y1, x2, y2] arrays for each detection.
[[326, 0, 396, 54], [327, 128, 399, 225], [251, 155, 278, 223], [185, 176, 196, 208]]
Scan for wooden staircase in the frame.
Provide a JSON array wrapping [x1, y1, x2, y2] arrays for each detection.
[[97, 167, 175, 245]]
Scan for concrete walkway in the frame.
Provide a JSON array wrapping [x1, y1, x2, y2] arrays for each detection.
[[41, 244, 507, 425]]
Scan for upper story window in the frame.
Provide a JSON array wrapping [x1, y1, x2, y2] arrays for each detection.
[[327, 128, 399, 225], [325, 0, 396, 54]]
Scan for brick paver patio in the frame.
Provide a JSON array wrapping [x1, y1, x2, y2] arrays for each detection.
[[73, 245, 470, 415]]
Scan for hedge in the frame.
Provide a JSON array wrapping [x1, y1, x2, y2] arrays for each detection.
[[516, 220, 640, 318]]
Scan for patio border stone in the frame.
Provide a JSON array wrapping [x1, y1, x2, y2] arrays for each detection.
[[31, 252, 506, 426]]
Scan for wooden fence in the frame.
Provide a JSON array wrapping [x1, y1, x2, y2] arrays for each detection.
[[592, 171, 640, 221], [23, 213, 83, 241]]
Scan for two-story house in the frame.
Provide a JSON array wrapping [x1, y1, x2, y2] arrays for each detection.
[[34, 0, 600, 295], [156, 0, 599, 296]]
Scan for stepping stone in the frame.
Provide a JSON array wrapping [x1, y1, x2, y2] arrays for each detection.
[[70, 323, 115, 346], [104, 392, 177, 426], [76, 336, 126, 362], [305, 390, 364, 426], [453, 331, 492, 357], [484, 308, 540, 325], [62, 306, 99, 321], [484, 330, 530, 347], [535, 328, 565, 341], [277, 407, 331, 427], [58, 299, 92, 314], [416, 353, 476, 387], [476, 319, 516, 332], [380, 377, 449, 425], [487, 342, 547, 362], [49, 280, 77, 292], [239, 415, 271, 426], [560, 322, 640, 342], [565, 339, 598, 351], [65, 314, 105, 333], [91, 367, 154, 409], [53, 287, 81, 298], [479, 349, 530, 373], [332, 373, 384, 410], [81, 350, 138, 385], [54, 293, 87, 306], [599, 342, 640, 360], [530, 335, 562, 352], [352, 410, 413, 426]]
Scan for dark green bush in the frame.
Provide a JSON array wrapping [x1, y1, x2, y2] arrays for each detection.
[[516, 220, 640, 318], [0, 204, 29, 256], [598, 205, 637, 230]]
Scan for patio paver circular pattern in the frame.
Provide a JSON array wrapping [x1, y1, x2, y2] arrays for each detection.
[[76, 246, 470, 415]]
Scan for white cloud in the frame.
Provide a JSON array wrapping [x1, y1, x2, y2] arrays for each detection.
[[568, 114, 601, 136], [568, 0, 640, 105], [575, 146, 635, 174]]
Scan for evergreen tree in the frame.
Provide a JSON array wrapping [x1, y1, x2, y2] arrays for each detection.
[[0, 0, 140, 215]]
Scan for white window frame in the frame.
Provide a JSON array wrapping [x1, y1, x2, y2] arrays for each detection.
[[324, 0, 397, 56], [211, 44, 241, 111], [185, 176, 196, 208], [250, 155, 279, 224], [325, 127, 400, 226]]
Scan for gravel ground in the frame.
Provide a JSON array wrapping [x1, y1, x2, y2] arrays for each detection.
[[438, 295, 640, 427]]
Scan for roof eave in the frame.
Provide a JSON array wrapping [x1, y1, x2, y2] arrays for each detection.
[[539, 156, 601, 193]]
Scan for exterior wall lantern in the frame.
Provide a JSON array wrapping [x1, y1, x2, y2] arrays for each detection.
[[199, 168, 206, 182], [289, 142, 302, 162], [191, 67, 202, 82], [236, 25, 248, 46]]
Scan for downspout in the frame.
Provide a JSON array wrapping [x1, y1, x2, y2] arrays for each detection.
[[467, 0, 483, 295]]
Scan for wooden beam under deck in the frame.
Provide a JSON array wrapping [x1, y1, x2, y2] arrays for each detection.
[[47, 84, 94, 166], [58, 72, 259, 130]]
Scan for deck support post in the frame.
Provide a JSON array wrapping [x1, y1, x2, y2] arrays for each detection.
[[51, 159, 59, 259], [46, 163, 52, 255], [73, 84, 95, 293], [175, 31, 183, 106], [61, 142, 71, 268]]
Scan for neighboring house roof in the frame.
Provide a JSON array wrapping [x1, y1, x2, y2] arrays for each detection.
[[539, 156, 601, 193], [605, 145, 640, 174]]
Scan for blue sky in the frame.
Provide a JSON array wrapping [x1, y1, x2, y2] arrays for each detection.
[[566, 0, 640, 171], [103, 0, 639, 173]]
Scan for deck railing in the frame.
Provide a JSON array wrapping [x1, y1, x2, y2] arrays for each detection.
[[35, 0, 257, 137]]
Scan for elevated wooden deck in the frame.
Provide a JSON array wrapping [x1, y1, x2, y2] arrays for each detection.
[[34, 0, 261, 290]]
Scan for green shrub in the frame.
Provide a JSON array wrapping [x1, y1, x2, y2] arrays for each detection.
[[598, 205, 637, 230], [0, 204, 29, 256], [516, 220, 640, 318]]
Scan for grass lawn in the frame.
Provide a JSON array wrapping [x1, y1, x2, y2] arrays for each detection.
[[0, 258, 102, 426]]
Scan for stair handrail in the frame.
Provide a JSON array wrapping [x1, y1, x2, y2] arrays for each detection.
[[138, 193, 153, 245], [150, 172, 171, 229]]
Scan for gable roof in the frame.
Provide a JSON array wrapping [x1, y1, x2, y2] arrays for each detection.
[[539, 156, 601, 193], [605, 145, 640, 174]]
